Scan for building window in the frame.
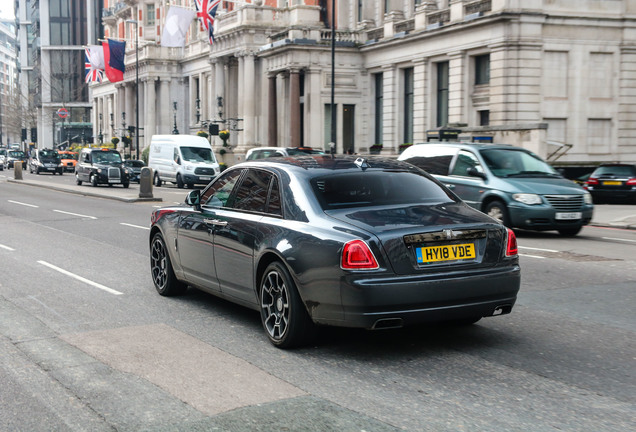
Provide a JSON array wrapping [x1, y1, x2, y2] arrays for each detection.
[[50, 50, 87, 103], [358, 0, 363, 22], [475, 54, 490, 85], [403, 68, 414, 144], [437, 61, 449, 127], [479, 110, 490, 126], [146, 4, 156, 26], [374, 73, 383, 145]]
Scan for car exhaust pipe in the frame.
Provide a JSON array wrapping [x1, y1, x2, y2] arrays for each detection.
[[489, 304, 513, 316], [372, 318, 404, 330]]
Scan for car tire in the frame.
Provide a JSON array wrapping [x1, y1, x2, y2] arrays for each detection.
[[485, 201, 510, 227], [154, 173, 162, 187], [259, 261, 316, 348], [176, 174, 184, 189], [91, 174, 98, 187], [150, 233, 187, 296], [558, 227, 582, 237], [75, 173, 82, 185]]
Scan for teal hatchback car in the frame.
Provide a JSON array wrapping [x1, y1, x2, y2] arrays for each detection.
[[399, 143, 594, 236]]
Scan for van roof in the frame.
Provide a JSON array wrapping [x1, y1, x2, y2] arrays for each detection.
[[151, 134, 211, 146]]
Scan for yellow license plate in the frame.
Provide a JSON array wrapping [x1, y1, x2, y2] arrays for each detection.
[[417, 243, 476, 264], [603, 181, 622, 186]]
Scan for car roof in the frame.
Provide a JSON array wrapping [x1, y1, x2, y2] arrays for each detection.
[[411, 142, 518, 151], [236, 155, 422, 178]]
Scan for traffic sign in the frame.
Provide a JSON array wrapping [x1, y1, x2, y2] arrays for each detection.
[[57, 108, 69, 118]]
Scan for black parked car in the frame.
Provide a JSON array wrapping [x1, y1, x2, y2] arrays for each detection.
[[29, 149, 64, 175], [123, 159, 145, 183], [584, 163, 636, 203], [6, 150, 28, 169], [75, 148, 130, 188], [149, 155, 521, 348]]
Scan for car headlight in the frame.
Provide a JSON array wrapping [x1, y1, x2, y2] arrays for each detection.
[[512, 193, 543, 205], [584, 191, 593, 204], [185, 164, 194, 171], [97, 168, 102, 174]]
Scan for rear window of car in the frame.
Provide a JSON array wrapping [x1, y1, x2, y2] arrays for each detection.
[[593, 165, 636, 176], [311, 171, 456, 209]]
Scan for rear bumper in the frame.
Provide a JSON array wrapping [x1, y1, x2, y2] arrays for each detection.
[[309, 265, 521, 329], [588, 188, 636, 202]]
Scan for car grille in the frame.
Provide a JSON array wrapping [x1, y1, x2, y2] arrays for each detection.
[[194, 167, 216, 175], [544, 195, 584, 211], [108, 167, 121, 181]]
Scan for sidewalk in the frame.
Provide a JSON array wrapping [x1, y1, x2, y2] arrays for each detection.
[[6, 176, 636, 229]]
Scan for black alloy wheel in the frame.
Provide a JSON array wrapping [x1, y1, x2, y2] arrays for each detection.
[[150, 233, 187, 296], [259, 262, 316, 348]]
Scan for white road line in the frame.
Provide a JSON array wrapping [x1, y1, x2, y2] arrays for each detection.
[[8, 200, 39, 208], [53, 209, 97, 219], [519, 254, 546, 259], [37, 260, 123, 296], [602, 237, 636, 243], [120, 222, 150, 230], [518, 245, 559, 253], [0, 244, 16, 251]]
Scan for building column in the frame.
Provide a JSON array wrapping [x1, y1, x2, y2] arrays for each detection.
[[382, 64, 397, 153], [412, 58, 427, 143], [290, 69, 301, 148], [306, 68, 322, 149], [159, 78, 171, 134], [243, 54, 255, 147], [447, 51, 465, 125], [199, 72, 208, 122], [268, 73, 278, 146], [145, 78, 156, 144]]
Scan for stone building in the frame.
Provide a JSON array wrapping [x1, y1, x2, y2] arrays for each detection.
[[91, 0, 636, 167]]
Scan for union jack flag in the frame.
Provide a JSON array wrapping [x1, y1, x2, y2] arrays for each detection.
[[195, 0, 222, 44], [85, 48, 103, 83]]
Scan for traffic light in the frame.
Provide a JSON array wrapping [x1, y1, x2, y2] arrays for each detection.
[[21, 128, 27, 141], [31, 128, 37, 143]]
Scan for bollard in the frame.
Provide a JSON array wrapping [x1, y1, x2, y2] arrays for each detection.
[[139, 167, 154, 198], [14, 162, 23, 180]]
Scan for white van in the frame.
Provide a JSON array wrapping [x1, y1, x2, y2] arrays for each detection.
[[148, 135, 220, 188]]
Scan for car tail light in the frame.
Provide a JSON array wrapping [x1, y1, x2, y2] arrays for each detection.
[[627, 178, 636, 186], [505, 228, 518, 257], [586, 177, 599, 186], [341, 240, 379, 270]]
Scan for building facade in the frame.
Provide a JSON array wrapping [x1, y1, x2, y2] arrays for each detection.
[[17, 0, 103, 149], [0, 17, 19, 145], [91, 0, 636, 167]]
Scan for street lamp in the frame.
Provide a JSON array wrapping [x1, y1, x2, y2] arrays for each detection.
[[126, 19, 140, 159], [172, 101, 179, 134], [329, 0, 336, 155]]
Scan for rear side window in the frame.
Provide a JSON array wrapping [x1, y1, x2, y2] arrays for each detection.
[[450, 150, 483, 176], [311, 171, 456, 210], [400, 146, 457, 175], [231, 169, 281, 215]]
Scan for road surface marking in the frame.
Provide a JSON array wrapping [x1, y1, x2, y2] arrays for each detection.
[[120, 222, 150, 230], [8, 200, 39, 208], [0, 244, 15, 251], [37, 260, 123, 295], [53, 209, 97, 219], [602, 237, 636, 243], [518, 246, 559, 253], [519, 254, 546, 259]]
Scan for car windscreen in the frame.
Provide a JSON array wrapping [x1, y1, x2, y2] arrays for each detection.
[[61, 153, 78, 160], [92, 151, 122, 163], [593, 165, 636, 177], [9, 151, 25, 157], [40, 149, 59, 159], [311, 170, 456, 210], [180, 146, 217, 163], [125, 160, 145, 168], [480, 148, 561, 178]]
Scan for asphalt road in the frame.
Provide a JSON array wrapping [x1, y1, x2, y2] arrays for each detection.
[[0, 172, 634, 432]]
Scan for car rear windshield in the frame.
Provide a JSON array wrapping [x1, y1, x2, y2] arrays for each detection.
[[311, 171, 456, 209], [593, 165, 636, 176]]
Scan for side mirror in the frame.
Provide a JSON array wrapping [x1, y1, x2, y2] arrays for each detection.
[[467, 167, 487, 180], [185, 189, 201, 210]]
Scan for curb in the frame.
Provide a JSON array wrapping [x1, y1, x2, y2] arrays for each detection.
[[7, 178, 163, 203]]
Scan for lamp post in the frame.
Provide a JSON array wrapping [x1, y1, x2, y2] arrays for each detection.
[[329, 0, 336, 154], [172, 102, 179, 134], [126, 19, 140, 159]]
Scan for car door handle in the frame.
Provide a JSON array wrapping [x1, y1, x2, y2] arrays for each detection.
[[445, 184, 456, 189], [204, 218, 227, 227]]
